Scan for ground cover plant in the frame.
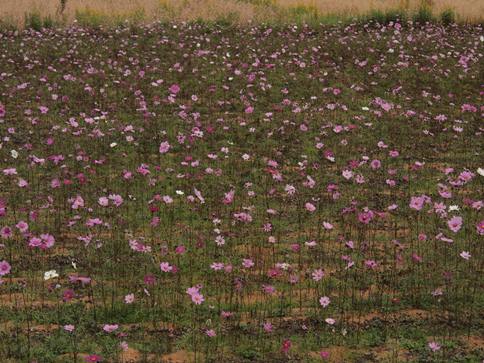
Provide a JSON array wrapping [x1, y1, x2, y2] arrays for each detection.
[[0, 19, 483, 362]]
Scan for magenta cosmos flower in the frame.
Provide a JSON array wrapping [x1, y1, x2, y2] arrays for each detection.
[[85, 355, 103, 362]]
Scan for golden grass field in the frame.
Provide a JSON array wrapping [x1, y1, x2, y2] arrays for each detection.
[[0, 0, 483, 27]]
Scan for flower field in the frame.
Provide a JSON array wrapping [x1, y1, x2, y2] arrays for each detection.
[[0, 21, 482, 362]]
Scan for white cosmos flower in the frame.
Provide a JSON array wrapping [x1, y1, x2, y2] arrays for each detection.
[[110, 142, 117, 148], [11, 150, 18, 159], [477, 168, 484, 177], [448, 205, 460, 212], [44, 270, 59, 280]]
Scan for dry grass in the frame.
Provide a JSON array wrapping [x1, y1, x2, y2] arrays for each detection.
[[0, 0, 483, 27]]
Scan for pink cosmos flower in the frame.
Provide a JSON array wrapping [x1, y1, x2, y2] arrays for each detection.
[[409, 196, 425, 211], [29, 237, 42, 248], [85, 354, 103, 362], [193, 188, 205, 204], [370, 159, 381, 169], [186, 285, 201, 296], [63, 289, 75, 302], [320, 351, 330, 360], [205, 329, 216, 337], [319, 296, 330, 308], [191, 293, 204, 305], [262, 284, 276, 295], [40, 234, 55, 249], [305, 202, 316, 212], [223, 190, 235, 204], [63, 324, 75, 332], [169, 84, 180, 94], [211, 262, 224, 271], [0, 227, 12, 239], [263, 322, 273, 333], [477, 220, 484, 235], [221, 311, 233, 319], [144, 274, 156, 285], [447, 216, 462, 233], [242, 259, 255, 269], [120, 341, 129, 351], [342, 169, 353, 180], [312, 269, 324, 281], [0, 261, 11, 276], [233, 212, 252, 223], [428, 341, 441, 352], [358, 211, 374, 224], [281, 339, 292, 354], [71, 195, 84, 209], [17, 221, 30, 233], [159, 141, 171, 154], [109, 194, 123, 207], [39, 105, 49, 114], [325, 318, 336, 325], [175, 245, 186, 254], [124, 294, 135, 304], [103, 324, 119, 333], [163, 195, 173, 204], [365, 260, 378, 269], [160, 262, 173, 272]]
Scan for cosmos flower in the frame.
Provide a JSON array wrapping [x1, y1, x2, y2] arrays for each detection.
[[159, 141, 171, 154], [447, 216, 463, 233], [319, 296, 331, 308], [0, 261, 11, 276]]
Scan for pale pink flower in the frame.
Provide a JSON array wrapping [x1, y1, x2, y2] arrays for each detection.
[[305, 202, 316, 212], [160, 262, 173, 272], [312, 269, 324, 281], [242, 259, 255, 269], [124, 293, 135, 304], [98, 197, 109, 207], [319, 296, 331, 308], [191, 293, 204, 305], [205, 329, 216, 337], [103, 324, 118, 333], [325, 318, 335, 325], [447, 216, 462, 233], [63, 324, 75, 332], [159, 141, 171, 154], [428, 341, 441, 352]]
